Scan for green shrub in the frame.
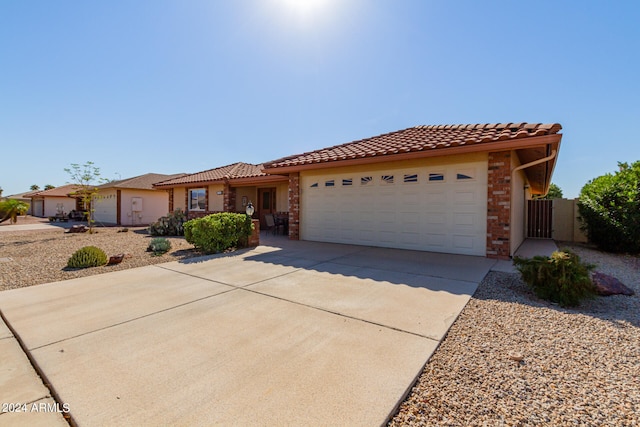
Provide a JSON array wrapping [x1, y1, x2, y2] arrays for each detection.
[[513, 250, 597, 307], [184, 213, 253, 254], [67, 246, 108, 268], [147, 237, 172, 255], [578, 161, 640, 253], [149, 209, 187, 236]]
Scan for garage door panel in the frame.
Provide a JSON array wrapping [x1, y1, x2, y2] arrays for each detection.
[[301, 161, 487, 255]]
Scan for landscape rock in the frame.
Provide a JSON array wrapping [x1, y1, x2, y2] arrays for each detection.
[[591, 271, 635, 296]]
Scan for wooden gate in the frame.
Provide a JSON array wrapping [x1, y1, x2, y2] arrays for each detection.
[[527, 199, 553, 238]]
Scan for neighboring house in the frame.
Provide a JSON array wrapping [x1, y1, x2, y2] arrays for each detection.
[[262, 122, 563, 259], [93, 173, 185, 226], [153, 162, 289, 227], [29, 184, 80, 218], [4, 190, 39, 215]]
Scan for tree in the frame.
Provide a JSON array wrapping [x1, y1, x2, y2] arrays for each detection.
[[543, 183, 563, 199], [44, 184, 55, 190], [578, 161, 640, 253], [65, 161, 104, 233], [0, 187, 3, 198], [30, 184, 40, 191], [0, 199, 30, 224]]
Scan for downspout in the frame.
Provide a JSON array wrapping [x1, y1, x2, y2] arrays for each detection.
[[510, 148, 558, 255]]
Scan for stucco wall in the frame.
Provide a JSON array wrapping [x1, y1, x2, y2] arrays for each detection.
[[234, 187, 256, 212], [120, 189, 169, 226], [173, 187, 186, 211], [42, 197, 77, 218], [552, 198, 588, 243], [207, 184, 225, 212], [510, 153, 529, 256]]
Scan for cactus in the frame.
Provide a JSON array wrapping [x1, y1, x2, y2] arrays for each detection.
[[147, 237, 172, 255]]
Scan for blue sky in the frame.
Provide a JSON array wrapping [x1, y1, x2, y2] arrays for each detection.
[[1, 0, 638, 198]]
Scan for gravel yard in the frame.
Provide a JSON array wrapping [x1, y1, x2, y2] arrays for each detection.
[[1, 217, 638, 425], [0, 219, 201, 291], [389, 244, 639, 426]]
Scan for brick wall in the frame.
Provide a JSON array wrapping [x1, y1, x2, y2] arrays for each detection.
[[223, 183, 236, 212], [288, 173, 300, 240], [247, 219, 260, 247], [487, 151, 511, 259]]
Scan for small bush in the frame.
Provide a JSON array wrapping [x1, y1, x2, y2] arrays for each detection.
[[67, 246, 108, 268], [149, 209, 187, 236], [513, 250, 597, 307], [147, 237, 172, 255], [184, 213, 253, 254]]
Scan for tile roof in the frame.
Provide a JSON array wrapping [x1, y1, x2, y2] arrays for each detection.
[[30, 184, 82, 198], [154, 163, 269, 187], [263, 123, 562, 169], [98, 173, 186, 190]]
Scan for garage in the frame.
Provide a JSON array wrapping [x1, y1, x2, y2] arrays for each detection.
[[300, 158, 488, 256], [263, 123, 563, 259]]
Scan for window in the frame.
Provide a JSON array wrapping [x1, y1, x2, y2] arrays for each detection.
[[342, 179, 353, 186], [361, 176, 373, 185], [381, 175, 394, 184], [189, 188, 206, 210], [310, 183, 318, 188], [325, 180, 335, 187], [456, 169, 475, 181], [403, 174, 418, 183], [428, 173, 445, 182]]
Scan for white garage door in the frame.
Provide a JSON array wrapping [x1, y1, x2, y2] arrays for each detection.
[[300, 161, 488, 256]]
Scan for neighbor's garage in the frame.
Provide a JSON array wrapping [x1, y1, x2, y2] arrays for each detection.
[[300, 156, 488, 256]]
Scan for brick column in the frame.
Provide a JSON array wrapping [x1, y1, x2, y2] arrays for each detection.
[[223, 183, 236, 212], [247, 219, 260, 247], [168, 189, 174, 213], [487, 151, 511, 259], [288, 173, 300, 240]]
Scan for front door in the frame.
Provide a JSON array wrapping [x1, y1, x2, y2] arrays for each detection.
[[258, 188, 276, 228]]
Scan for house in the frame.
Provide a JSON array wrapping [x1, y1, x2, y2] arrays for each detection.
[[92, 173, 185, 226], [153, 162, 289, 227], [29, 184, 81, 218], [262, 123, 563, 259]]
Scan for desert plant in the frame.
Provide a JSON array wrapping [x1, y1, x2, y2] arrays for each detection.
[[149, 209, 187, 236], [147, 237, 172, 255], [184, 213, 253, 254], [65, 161, 106, 234], [513, 250, 597, 307], [67, 246, 108, 268], [578, 161, 640, 253], [0, 199, 30, 224]]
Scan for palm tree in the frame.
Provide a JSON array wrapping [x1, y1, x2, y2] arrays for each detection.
[[0, 199, 30, 224], [30, 184, 40, 191]]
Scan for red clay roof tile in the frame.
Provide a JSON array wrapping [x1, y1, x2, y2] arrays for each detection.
[[154, 162, 268, 187], [263, 123, 562, 170]]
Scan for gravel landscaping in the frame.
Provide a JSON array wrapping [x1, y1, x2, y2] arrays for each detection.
[[0, 218, 201, 291], [389, 244, 639, 426], [1, 217, 638, 425]]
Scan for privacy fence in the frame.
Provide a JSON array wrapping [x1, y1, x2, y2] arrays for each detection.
[[527, 198, 587, 243]]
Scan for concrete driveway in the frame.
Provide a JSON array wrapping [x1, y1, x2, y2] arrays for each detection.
[[0, 238, 495, 426]]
